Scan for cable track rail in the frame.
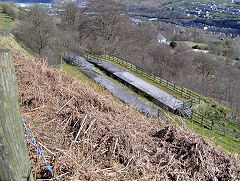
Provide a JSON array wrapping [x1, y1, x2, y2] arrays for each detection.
[[64, 52, 215, 129]]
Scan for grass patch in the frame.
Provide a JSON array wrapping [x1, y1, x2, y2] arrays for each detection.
[[61, 63, 94, 85], [0, 5, 14, 30], [167, 113, 240, 157], [213, 13, 235, 19], [0, 35, 33, 59], [185, 118, 240, 156]]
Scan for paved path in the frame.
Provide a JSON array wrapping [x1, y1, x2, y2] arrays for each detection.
[[64, 55, 159, 117], [65, 53, 182, 116], [66, 52, 95, 68], [88, 59, 183, 112], [80, 67, 158, 117]]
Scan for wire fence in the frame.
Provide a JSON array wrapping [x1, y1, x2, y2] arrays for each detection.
[[21, 118, 58, 180], [212, 118, 240, 142], [192, 112, 213, 129]]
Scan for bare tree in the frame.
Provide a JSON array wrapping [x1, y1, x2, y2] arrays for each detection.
[[15, 5, 53, 55], [61, 2, 79, 28], [78, 0, 130, 54]]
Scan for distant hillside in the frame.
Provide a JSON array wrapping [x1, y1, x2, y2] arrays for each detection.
[[1, 0, 53, 3]]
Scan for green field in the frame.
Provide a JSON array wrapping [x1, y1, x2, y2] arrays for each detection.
[[0, 5, 14, 30]]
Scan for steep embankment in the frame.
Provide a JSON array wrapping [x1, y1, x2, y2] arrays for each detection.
[[1, 36, 240, 180]]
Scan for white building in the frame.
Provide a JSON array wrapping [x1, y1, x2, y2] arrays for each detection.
[[157, 33, 167, 43]]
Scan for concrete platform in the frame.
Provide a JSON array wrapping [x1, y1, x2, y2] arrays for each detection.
[[65, 52, 95, 68], [80, 67, 158, 117], [88, 59, 183, 112]]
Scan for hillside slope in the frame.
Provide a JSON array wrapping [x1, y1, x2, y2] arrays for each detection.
[[1, 35, 240, 180]]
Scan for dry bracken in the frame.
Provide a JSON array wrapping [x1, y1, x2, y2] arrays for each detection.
[[13, 51, 240, 180]]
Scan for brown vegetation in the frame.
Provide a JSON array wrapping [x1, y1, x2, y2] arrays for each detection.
[[13, 46, 240, 180], [14, 5, 53, 55]]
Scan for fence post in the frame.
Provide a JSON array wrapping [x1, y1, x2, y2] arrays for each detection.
[[0, 50, 34, 181]]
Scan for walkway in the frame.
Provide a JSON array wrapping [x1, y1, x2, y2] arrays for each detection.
[[64, 54, 159, 116], [80, 67, 158, 117], [88, 59, 183, 112]]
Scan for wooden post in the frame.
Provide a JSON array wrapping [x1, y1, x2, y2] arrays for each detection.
[[0, 50, 33, 181]]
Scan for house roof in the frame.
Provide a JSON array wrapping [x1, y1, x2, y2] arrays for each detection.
[[157, 33, 166, 41]]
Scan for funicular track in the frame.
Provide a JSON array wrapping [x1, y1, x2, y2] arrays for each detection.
[[64, 52, 215, 129]]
